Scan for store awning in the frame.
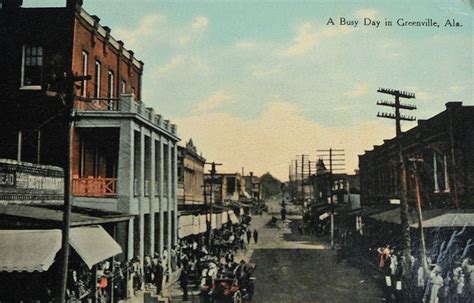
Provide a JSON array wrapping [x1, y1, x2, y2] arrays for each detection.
[[69, 226, 122, 269], [228, 210, 239, 224], [0, 229, 62, 272], [412, 213, 474, 228]]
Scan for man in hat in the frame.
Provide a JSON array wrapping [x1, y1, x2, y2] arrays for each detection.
[[153, 258, 164, 296]]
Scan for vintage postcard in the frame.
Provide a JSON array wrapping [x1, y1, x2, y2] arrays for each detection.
[[0, 0, 472, 302]]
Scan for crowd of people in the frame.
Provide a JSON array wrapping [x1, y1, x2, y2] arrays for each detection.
[[371, 227, 474, 303], [177, 221, 258, 302], [124, 218, 259, 302]]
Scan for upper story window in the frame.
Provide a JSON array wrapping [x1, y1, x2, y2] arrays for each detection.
[[121, 80, 126, 94], [94, 60, 101, 98], [107, 70, 114, 98], [433, 151, 450, 193], [81, 50, 88, 97], [21, 46, 43, 89]]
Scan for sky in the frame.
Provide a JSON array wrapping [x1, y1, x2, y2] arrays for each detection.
[[25, 0, 474, 180]]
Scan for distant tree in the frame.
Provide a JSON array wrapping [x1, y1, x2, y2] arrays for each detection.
[[259, 172, 282, 199]]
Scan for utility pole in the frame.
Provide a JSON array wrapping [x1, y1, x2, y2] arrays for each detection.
[[51, 72, 91, 303], [205, 161, 222, 248], [376, 88, 416, 137], [317, 149, 345, 249], [409, 157, 428, 273], [376, 87, 416, 258]]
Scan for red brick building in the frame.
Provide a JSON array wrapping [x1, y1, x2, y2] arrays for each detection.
[[359, 102, 474, 209], [0, 0, 180, 289], [0, 0, 143, 165]]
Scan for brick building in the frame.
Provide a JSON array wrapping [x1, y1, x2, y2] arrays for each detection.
[[359, 102, 474, 210], [0, 0, 180, 272]]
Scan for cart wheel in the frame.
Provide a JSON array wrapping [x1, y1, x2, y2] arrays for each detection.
[[233, 290, 243, 303]]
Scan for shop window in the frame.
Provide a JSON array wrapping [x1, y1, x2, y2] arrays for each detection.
[[21, 46, 43, 89]]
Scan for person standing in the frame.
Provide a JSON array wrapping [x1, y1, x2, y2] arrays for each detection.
[[246, 229, 252, 244], [144, 256, 153, 290], [180, 267, 189, 301], [281, 207, 287, 221], [153, 259, 164, 296], [253, 229, 259, 244]]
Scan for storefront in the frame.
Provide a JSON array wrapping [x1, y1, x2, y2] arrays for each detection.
[[0, 203, 134, 302], [0, 225, 123, 302]]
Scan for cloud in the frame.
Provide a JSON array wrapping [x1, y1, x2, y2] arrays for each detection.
[[192, 16, 209, 32], [174, 101, 393, 180], [343, 83, 369, 97], [249, 65, 280, 78], [405, 86, 432, 101], [449, 85, 465, 94], [178, 16, 209, 46], [281, 22, 351, 57], [157, 56, 186, 75], [355, 8, 379, 20], [115, 14, 166, 50], [194, 91, 234, 113], [235, 41, 257, 49], [114, 14, 209, 50]]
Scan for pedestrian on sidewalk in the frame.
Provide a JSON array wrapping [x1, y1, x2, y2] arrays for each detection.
[[180, 267, 189, 301], [153, 258, 164, 296], [144, 256, 153, 290], [253, 229, 259, 244], [246, 229, 252, 244]]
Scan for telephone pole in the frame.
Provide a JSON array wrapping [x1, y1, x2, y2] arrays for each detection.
[[317, 149, 345, 249], [48, 71, 92, 303], [376, 87, 417, 257], [376, 88, 416, 137], [205, 161, 222, 248]]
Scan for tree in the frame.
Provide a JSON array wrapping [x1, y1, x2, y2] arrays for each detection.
[[260, 172, 282, 199]]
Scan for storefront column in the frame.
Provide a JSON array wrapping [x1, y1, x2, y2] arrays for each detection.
[[128, 217, 134, 260], [138, 127, 145, 265], [159, 137, 165, 256], [173, 143, 178, 246], [149, 134, 156, 257], [167, 142, 172, 271]]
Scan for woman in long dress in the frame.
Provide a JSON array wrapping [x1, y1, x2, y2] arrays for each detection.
[[429, 271, 444, 303]]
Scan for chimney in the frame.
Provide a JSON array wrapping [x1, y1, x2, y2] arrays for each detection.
[[66, 0, 83, 10], [445, 101, 462, 110], [1, 0, 23, 9]]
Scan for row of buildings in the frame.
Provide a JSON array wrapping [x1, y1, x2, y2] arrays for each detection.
[[0, 0, 261, 301], [291, 100, 474, 262]]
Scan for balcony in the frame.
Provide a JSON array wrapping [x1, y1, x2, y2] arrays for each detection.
[[72, 177, 117, 197], [74, 95, 178, 136]]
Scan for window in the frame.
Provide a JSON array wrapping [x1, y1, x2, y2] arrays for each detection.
[[121, 80, 126, 94], [21, 46, 43, 89], [433, 152, 450, 193], [81, 51, 88, 97], [107, 70, 114, 98], [94, 60, 101, 98]]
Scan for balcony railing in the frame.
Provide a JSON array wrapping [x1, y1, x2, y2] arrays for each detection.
[[74, 94, 178, 136], [74, 97, 119, 111], [72, 177, 117, 197]]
